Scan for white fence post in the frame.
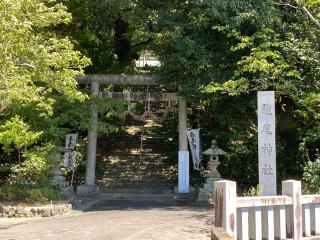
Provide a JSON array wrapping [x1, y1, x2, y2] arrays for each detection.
[[282, 180, 302, 240], [311, 203, 320, 235], [214, 180, 237, 239], [238, 208, 249, 240], [274, 205, 286, 239], [249, 207, 262, 239], [303, 204, 311, 236], [262, 206, 274, 239]]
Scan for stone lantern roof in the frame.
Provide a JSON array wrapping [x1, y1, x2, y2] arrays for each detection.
[[202, 140, 227, 156]]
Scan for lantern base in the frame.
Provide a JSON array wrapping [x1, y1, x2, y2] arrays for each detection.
[[197, 168, 222, 203]]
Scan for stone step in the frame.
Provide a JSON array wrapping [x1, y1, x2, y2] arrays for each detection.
[[105, 145, 165, 149], [105, 154, 166, 158], [101, 179, 176, 183], [99, 182, 178, 189], [103, 135, 157, 139], [104, 155, 166, 159], [103, 166, 175, 170], [102, 173, 176, 178], [104, 163, 174, 167], [102, 160, 166, 164], [104, 153, 166, 158], [100, 137, 162, 142], [107, 149, 166, 154], [98, 192, 196, 201], [103, 176, 176, 180], [102, 171, 173, 175], [99, 192, 174, 199], [100, 181, 177, 186], [97, 120, 177, 196], [103, 161, 169, 166], [102, 173, 177, 177], [102, 163, 173, 168], [100, 178, 176, 184], [101, 173, 176, 177], [104, 141, 156, 145], [102, 164, 172, 169], [103, 166, 176, 172], [100, 187, 173, 194], [103, 163, 170, 167], [101, 136, 156, 141], [102, 165, 170, 169], [103, 158, 167, 163], [100, 185, 175, 190], [105, 139, 164, 144], [99, 189, 196, 201], [101, 174, 176, 178], [102, 172, 177, 177], [99, 181, 175, 187], [103, 170, 174, 174], [103, 149, 166, 154]]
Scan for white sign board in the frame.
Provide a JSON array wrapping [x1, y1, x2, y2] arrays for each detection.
[[178, 151, 189, 193], [64, 134, 78, 169], [186, 129, 201, 170], [258, 91, 276, 195]]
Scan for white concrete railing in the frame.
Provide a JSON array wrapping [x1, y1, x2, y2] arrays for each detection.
[[214, 180, 320, 240]]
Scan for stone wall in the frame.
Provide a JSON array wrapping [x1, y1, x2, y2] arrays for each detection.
[[0, 203, 72, 218]]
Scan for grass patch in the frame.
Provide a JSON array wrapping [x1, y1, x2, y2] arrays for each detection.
[[0, 184, 59, 204]]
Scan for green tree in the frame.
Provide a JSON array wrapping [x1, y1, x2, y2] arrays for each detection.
[[151, 0, 320, 187], [270, 0, 320, 29], [0, 0, 90, 184], [56, 0, 155, 73], [0, 0, 90, 116]]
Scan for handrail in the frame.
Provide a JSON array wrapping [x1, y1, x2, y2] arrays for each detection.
[[236, 195, 292, 208], [214, 180, 320, 239]]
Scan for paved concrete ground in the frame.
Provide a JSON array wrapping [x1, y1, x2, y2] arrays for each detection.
[[0, 200, 213, 240]]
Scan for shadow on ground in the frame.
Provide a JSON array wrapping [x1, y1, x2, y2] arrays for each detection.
[[86, 199, 214, 212]]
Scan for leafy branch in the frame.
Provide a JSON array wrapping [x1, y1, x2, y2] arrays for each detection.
[[268, 0, 320, 29]]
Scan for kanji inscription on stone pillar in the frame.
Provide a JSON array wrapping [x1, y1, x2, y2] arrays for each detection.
[[258, 91, 276, 195], [178, 151, 189, 193]]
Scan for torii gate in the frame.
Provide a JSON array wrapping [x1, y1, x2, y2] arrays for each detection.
[[77, 74, 190, 194]]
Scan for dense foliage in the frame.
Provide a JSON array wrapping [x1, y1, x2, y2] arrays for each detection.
[[303, 150, 320, 193], [56, 0, 154, 73], [146, 0, 320, 190], [0, 0, 85, 195], [0, 0, 126, 196], [0, 0, 319, 197]]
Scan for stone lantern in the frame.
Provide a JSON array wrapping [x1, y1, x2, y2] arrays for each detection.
[[49, 147, 75, 200], [197, 140, 227, 202], [203, 139, 226, 177]]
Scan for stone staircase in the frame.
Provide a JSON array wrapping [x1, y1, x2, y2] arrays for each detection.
[[97, 119, 194, 201]]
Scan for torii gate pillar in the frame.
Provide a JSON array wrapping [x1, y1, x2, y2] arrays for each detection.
[[77, 81, 100, 196], [85, 81, 99, 186], [178, 96, 189, 193]]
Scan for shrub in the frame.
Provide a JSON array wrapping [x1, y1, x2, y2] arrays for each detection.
[[25, 189, 48, 203], [0, 185, 58, 203], [0, 185, 26, 201], [303, 150, 320, 194], [243, 185, 263, 196], [10, 143, 55, 183]]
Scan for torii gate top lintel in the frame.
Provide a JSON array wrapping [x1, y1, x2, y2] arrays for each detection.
[[77, 74, 157, 85], [77, 74, 178, 101]]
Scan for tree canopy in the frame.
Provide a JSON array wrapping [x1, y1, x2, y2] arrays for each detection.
[[0, 0, 90, 185], [149, 0, 320, 186], [0, 0, 319, 191], [0, 0, 89, 115]]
